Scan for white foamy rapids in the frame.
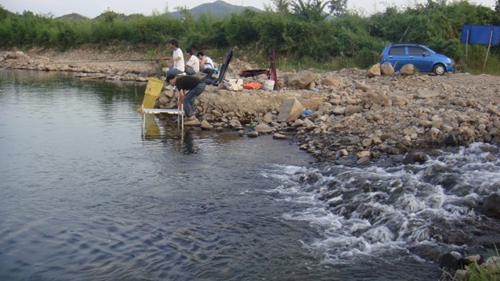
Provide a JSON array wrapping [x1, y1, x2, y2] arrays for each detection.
[[265, 143, 500, 262]]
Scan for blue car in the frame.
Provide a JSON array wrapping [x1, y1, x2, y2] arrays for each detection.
[[379, 43, 455, 75]]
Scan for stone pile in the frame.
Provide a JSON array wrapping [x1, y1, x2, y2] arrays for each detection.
[[0, 50, 156, 80], [156, 68, 500, 165]]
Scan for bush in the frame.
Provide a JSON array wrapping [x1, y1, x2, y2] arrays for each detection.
[[0, 2, 498, 74]]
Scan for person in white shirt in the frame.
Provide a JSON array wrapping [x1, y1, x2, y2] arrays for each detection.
[[165, 38, 185, 77], [197, 52, 215, 74], [185, 48, 200, 75]]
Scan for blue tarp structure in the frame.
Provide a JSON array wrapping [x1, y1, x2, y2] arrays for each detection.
[[461, 25, 500, 45]]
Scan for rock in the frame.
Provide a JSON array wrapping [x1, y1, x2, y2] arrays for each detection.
[[400, 64, 415, 75], [444, 133, 459, 146], [361, 138, 372, 147], [184, 118, 201, 126], [273, 133, 287, 140], [45, 65, 58, 71], [322, 75, 343, 88], [287, 70, 319, 89], [158, 93, 170, 106], [391, 95, 408, 107], [408, 244, 441, 263], [200, 120, 213, 130], [366, 63, 381, 77], [429, 127, 440, 139], [415, 90, 440, 99], [212, 110, 223, 117], [462, 255, 482, 266], [247, 131, 259, 138], [439, 252, 462, 271], [402, 152, 429, 164], [488, 105, 500, 116], [420, 120, 433, 128], [453, 269, 468, 280], [356, 157, 370, 165], [164, 89, 175, 98], [483, 256, 500, 274], [380, 62, 394, 75], [300, 98, 324, 111], [332, 106, 346, 115], [362, 91, 392, 108], [481, 193, 500, 219], [277, 98, 304, 123], [291, 119, 304, 127], [303, 118, 315, 128], [356, 150, 370, 158], [354, 80, 372, 92], [254, 123, 273, 134], [344, 105, 363, 116], [263, 112, 274, 123], [229, 119, 243, 130]]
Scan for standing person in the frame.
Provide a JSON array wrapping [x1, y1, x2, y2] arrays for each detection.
[[166, 74, 205, 125], [196, 52, 215, 74], [165, 38, 185, 77], [184, 48, 200, 75]]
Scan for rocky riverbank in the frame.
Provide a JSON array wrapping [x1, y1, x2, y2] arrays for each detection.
[[2, 48, 500, 166]]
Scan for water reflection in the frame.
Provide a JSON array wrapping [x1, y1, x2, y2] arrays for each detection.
[[143, 114, 162, 137], [183, 131, 199, 154], [142, 114, 200, 155], [0, 69, 146, 111]]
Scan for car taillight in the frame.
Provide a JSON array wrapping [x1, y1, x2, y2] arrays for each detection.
[[379, 55, 383, 61]]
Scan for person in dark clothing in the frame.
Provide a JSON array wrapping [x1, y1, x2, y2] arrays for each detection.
[[166, 74, 206, 124]]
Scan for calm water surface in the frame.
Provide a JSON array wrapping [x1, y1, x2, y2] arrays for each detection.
[[0, 70, 445, 280]]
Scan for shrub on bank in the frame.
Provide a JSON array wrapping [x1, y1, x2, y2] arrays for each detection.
[[0, 1, 499, 73]]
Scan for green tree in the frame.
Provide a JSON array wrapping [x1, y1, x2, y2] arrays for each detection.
[[495, 0, 500, 24], [272, 0, 291, 12], [290, 0, 329, 22], [102, 9, 118, 23], [328, 0, 348, 16]]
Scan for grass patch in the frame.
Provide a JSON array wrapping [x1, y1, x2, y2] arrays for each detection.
[[464, 246, 500, 281]]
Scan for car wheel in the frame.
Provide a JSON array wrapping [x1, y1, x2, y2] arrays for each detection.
[[433, 64, 446, 76]]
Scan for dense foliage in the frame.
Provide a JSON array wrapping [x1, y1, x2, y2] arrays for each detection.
[[1, 0, 500, 72]]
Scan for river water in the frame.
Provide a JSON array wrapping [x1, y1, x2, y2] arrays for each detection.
[[1, 70, 498, 281]]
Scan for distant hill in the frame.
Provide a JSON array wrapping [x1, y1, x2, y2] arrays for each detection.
[[1, 0, 261, 21], [56, 13, 89, 21], [169, 0, 262, 18]]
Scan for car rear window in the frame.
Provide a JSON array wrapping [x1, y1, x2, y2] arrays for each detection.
[[389, 46, 405, 55], [408, 47, 425, 55]]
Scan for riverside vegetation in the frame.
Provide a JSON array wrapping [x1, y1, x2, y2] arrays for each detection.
[[1, 0, 500, 73]]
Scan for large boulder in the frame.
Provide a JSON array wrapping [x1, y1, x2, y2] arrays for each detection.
[[481, 193, 500, 219], [287, 70, 319, 89], [400, 64, 415, 75], [277, 98, 304, 123], [322, 75, 343, 88], [366, 63, 381, 78], [380, 62, 395, 75]]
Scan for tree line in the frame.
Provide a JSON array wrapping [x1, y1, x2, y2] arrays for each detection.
[[1, 0, 500, 72]]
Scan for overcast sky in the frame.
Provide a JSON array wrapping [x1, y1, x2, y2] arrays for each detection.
[[1, 0, 497, 18]]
